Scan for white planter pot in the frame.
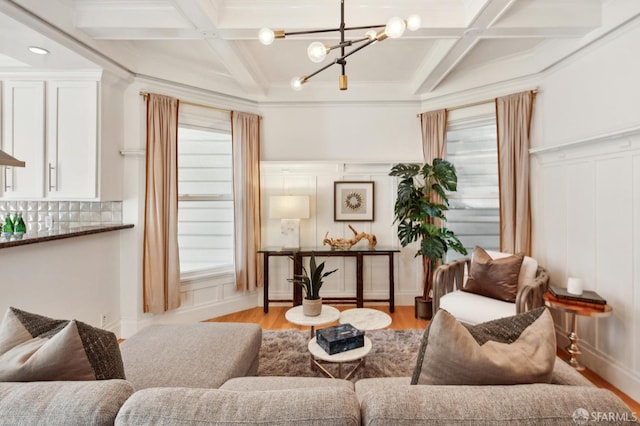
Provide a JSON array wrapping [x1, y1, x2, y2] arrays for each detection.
[[302, 298, 323, 316]]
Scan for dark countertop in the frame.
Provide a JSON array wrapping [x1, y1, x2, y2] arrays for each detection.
[[0, 224, 134, 249]]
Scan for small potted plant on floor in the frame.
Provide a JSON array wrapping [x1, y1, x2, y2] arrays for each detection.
[[288, 253, 338, 316]]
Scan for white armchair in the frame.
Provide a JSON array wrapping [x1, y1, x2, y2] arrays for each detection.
[[432, 250, 550, 325]]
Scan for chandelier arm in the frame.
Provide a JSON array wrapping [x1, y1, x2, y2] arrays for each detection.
[[305, 58, 341, 80], [340, 0, 345, 74], [282, 24, 385, 38], [342, 24, 385, 31], [336, 37, 378, 62], [284, 28, 342, 36], [326, 37, 370, 52], [304, 37, 378, 83]]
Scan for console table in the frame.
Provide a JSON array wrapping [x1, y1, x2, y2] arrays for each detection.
[[258, 247, 399, 313]]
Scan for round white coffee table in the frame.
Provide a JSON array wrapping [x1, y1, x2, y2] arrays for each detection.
[[308, 336, 372, 380], [285, 305, 340, 338], [338, 308, 392, 331]]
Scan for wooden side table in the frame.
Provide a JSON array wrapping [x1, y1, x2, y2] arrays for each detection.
[[543, 293, 612, 371]]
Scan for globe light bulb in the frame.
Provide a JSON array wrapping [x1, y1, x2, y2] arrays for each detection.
[[407, 14, 421, 31], [258, 28, 275, 45], [385, 16, 406, 39], [290, 76, 304, 91], [307, 41, 328, 63], [365, 30, 378, 41]]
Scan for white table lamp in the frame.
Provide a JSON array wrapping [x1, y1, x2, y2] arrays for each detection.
[[270, 195, 310, 249]]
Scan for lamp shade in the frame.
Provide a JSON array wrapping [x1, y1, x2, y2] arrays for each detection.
[[269, 196, 310, 219]]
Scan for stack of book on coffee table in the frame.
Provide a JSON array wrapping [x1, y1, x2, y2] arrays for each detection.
[[548, 285, 607, 311]]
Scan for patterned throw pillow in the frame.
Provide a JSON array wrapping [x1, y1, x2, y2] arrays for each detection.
[[462, 246, 524, 302], [0, 307, 125, 381], [411, 307, 556, 385]]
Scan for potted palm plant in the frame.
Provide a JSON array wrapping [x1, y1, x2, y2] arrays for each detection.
[[390, 159, 468, 319], [288, 253, 338, 316]]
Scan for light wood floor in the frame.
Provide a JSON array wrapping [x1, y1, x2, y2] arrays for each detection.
[[207, 305, 639, 412]]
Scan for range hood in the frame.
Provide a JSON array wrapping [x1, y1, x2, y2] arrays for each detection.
[[0, 150, 25, 167]]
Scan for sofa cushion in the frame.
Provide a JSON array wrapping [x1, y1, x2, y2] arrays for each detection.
[[115, 386, 360, 426], [220, 376, 355, 391], [120, 323, 261, 390], [0, 380, 134, 426], [412, 307, 556, 385], [0, 307, 125, 381], [462, 246, 524, 302], [355, 380, 634, 426]]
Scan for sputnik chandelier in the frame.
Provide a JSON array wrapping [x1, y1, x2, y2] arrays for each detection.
[[258, 0, 420, 91]]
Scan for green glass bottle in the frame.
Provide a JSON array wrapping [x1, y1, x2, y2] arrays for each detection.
[[2, 214, 14, 237], [14, 212, 26, 235]]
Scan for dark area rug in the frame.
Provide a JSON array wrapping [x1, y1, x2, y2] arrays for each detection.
[[257, 328, 424, 380]]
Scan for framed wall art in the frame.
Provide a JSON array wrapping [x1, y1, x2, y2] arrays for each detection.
[[334, 181, 374, 221]]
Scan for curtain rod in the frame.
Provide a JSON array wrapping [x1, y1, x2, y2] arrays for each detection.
[[416, 89, 538, 117], [140, 91, 232, 114]]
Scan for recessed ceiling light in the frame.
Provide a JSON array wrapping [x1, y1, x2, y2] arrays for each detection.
[[28, 46, 49, 55]]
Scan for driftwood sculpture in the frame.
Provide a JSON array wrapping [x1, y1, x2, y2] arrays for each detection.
[[322, 225, 377, 250]]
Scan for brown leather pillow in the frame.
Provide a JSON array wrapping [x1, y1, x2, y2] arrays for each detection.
[[462, 246, 524, 302]]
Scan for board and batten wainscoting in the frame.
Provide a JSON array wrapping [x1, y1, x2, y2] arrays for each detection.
[[531, 126, 640, 403]]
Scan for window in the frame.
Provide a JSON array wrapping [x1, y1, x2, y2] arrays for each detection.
[[445, 115, 500, 260], [177, 126, 234, 276]]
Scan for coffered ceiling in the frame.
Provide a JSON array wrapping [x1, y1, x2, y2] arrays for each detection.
[[0, 0, 638, 102]]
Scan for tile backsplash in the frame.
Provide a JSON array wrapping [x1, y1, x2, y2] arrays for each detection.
[[0, 200, 123, 232]]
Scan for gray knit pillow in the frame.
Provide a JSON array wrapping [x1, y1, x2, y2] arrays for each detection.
[[411, 307, 556, 385], [0, 307, 125, 381]]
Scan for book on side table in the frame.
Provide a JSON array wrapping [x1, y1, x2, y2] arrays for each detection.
[[548, 285, 607, 311]]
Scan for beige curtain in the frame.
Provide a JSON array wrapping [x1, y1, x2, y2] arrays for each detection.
[[420, 109, 448, 162], [143, 94, 181, 313], [420, 109, 448, 229], [495, 91, 535, 255], [231, 111, 263, 292], [418, 109, 448, 297]]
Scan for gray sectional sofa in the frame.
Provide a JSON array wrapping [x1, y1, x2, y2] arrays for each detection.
[[0, 322, 635, 425]]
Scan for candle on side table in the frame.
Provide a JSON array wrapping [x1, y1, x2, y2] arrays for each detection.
[[567, 277, 584, 295]]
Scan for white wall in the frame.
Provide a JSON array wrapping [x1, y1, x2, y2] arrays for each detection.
[[0, 231, 124, 331], [261, 103, 422, 162], [532, 19, 640, 401]]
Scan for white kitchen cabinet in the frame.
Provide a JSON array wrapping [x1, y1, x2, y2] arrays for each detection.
[[1, 81, 46, 198], [46, 80, 98, 199]]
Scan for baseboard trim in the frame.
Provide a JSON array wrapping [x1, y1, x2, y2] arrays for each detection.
[[119, 292, 259, 338], [555, 328, 640, 404]]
